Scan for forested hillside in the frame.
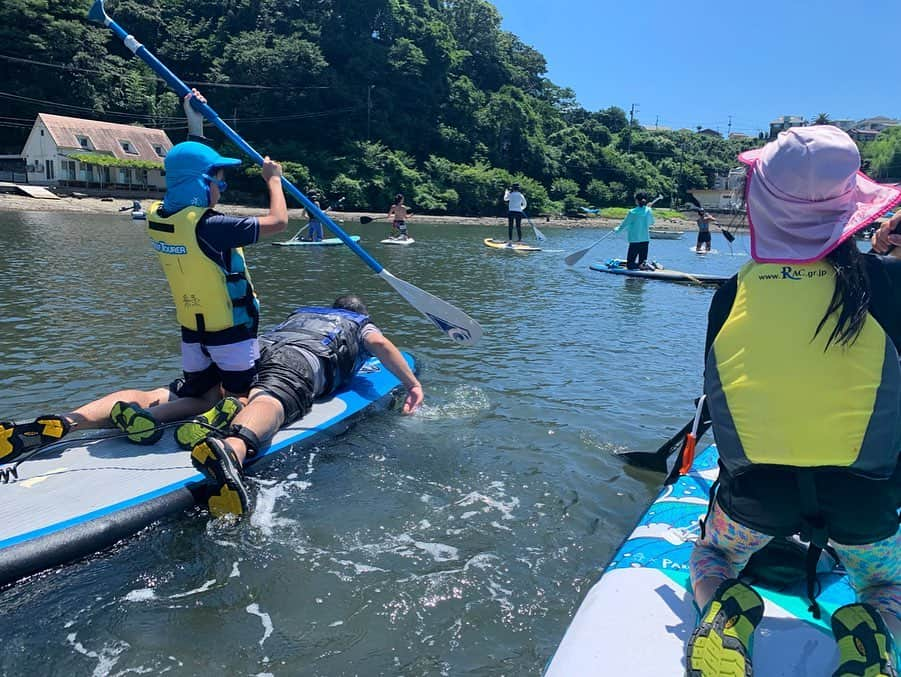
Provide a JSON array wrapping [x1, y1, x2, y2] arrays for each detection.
[[1, 0, 762, 213]]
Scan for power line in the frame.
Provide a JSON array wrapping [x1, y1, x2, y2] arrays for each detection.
[[0, 53, 332, 91]]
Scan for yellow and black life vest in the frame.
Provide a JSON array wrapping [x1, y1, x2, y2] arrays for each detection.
[[705, 260, 901, 479], [147, 201, 258, 334]]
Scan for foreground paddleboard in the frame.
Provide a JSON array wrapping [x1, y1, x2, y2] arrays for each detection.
[[545, 443, 852, 677], [589, 260, 728, 285], [689, 247, 719, 254], [272, 236, 361, 247], [483, 238, 541, 252], [0, 353, 414, 587], [380, 237, 415, 245]]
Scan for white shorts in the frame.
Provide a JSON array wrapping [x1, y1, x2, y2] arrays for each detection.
[[181, 338, 260, 374]]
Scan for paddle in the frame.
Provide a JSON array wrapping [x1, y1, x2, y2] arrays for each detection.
[[686, 194, 737, 244], [359, 215, 383, 224], [286, 222, 311, 242], [565, 194, 663, 266], [616, 399, 711, 474], [89, 0, 481, 346], [524, 213, 547, 243]]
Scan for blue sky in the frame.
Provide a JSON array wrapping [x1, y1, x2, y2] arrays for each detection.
[[490, 0, 901, 136]]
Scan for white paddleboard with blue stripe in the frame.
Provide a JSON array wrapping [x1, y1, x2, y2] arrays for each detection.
[[0, 353, 414, 587], [545, 443, 853, 676]]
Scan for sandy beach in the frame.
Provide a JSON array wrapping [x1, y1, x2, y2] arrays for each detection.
[[0, 192, 750, 232]]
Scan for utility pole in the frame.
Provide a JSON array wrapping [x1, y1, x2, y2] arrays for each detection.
[[628, 103, 639, 153], [727, 115, 732, 137], [367, 84, 374, 140]]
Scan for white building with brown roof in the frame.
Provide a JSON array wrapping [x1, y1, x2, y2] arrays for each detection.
[[20, 113, 173, 190]]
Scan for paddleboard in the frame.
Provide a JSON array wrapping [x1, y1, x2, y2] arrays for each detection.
[[545, 443, 853, 677], [589, 260, 728, 285], [649, 230, 684, 240], [0, 353, 415, 587], [483, 238, 541, 252], [272, 236, 361, 247], [689, 247, 719, 255], [380, 237, 415, 246]]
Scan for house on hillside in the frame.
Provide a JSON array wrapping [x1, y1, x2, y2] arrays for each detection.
[[769, 115, 805, 138], [855, 116, 900, 133], [698, 128, 721, 138], [20, 114, 172, 190]]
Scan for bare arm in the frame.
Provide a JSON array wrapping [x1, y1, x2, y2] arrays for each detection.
[[363, 332, 423, 414], [257, 157, 288, 236]]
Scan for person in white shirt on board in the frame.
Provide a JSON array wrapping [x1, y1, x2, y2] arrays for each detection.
[[503, 183, 527, 242]]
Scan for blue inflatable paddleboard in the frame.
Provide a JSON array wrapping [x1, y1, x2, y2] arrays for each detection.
[[0, 353, 414, 587]]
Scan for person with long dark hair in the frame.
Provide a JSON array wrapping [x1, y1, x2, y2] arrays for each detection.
[[613, 191, 656, 269], [686, 126, 901, 676]]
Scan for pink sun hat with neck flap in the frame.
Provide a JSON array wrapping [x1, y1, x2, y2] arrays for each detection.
[[738, 125, 901, 263]]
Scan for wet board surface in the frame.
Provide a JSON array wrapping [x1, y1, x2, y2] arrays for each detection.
[[380, 237, 416, 245], [0, 353, 414, 587], [545, 443, 853, 677]]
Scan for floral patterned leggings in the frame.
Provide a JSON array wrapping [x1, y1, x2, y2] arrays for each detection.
[[690, 500, 901, 639]]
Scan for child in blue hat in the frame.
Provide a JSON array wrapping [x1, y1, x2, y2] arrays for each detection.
[[111, 90, 289, 445]]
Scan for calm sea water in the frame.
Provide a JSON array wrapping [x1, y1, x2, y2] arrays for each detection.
[[0, 210, 749, 676]]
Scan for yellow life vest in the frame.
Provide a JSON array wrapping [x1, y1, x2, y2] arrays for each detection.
[[147, 201, 258, 334], [705, 260, 901, 478]]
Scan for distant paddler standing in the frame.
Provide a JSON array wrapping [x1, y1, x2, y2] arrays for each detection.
[[503, 183, 527, 242], [387, 193, 412, 240], [613, 191, 656, 269], [117, 89, 290, 443]]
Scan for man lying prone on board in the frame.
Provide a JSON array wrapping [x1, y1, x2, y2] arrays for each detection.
[[0, 295, 423, 516]]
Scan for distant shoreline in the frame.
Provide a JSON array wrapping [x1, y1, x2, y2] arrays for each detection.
[[0, 193, 750, 232]]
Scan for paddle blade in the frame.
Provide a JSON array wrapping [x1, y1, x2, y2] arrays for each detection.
[[378, 270, 482, 346], [359, 216, 375, 224], [87, 0, 109, 23], [533, 225, 547, 243], [722, 229, 736, 243], [564, 247, 590, 266]]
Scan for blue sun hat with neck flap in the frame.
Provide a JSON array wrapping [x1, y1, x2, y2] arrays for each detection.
[[162, 141, 242, 212]]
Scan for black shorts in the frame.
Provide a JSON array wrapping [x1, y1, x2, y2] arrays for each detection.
[[251, 343, 316, 424], [173, 363, 256, 398], [697, 231, 712, 244], [716, 460, 901, 546]]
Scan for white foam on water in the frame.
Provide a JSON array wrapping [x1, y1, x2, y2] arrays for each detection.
[[123, 588, 157, 602], [168, 579, 217, 599], [66, 633, 129, 677], [306, 451, 317, 476], [328, 620, 344, 627], [454, 484, 520, 521], [333, 558, 388, 574], [246, 603, 274, 647], [463, 553, 500, 572], [229, 561, 241, 578], [409, 537, 459, 562], [413, 384, 491, 420], [250, 480, 307, 537]]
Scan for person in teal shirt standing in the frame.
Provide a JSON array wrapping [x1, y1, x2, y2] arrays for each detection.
[[613, 191, 655, 269]]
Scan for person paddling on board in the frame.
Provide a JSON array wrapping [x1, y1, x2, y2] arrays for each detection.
[[139, 88, 288, 433], [695, 208, 716, 252], [387, 193, 412, 240], [686, 126, 901, 677], [503, 183, 527, 242], [612, 191, 655, 269], [300, 194, 325, 242], [0, 295, 422, 519], [190, 294, 422, 516]]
